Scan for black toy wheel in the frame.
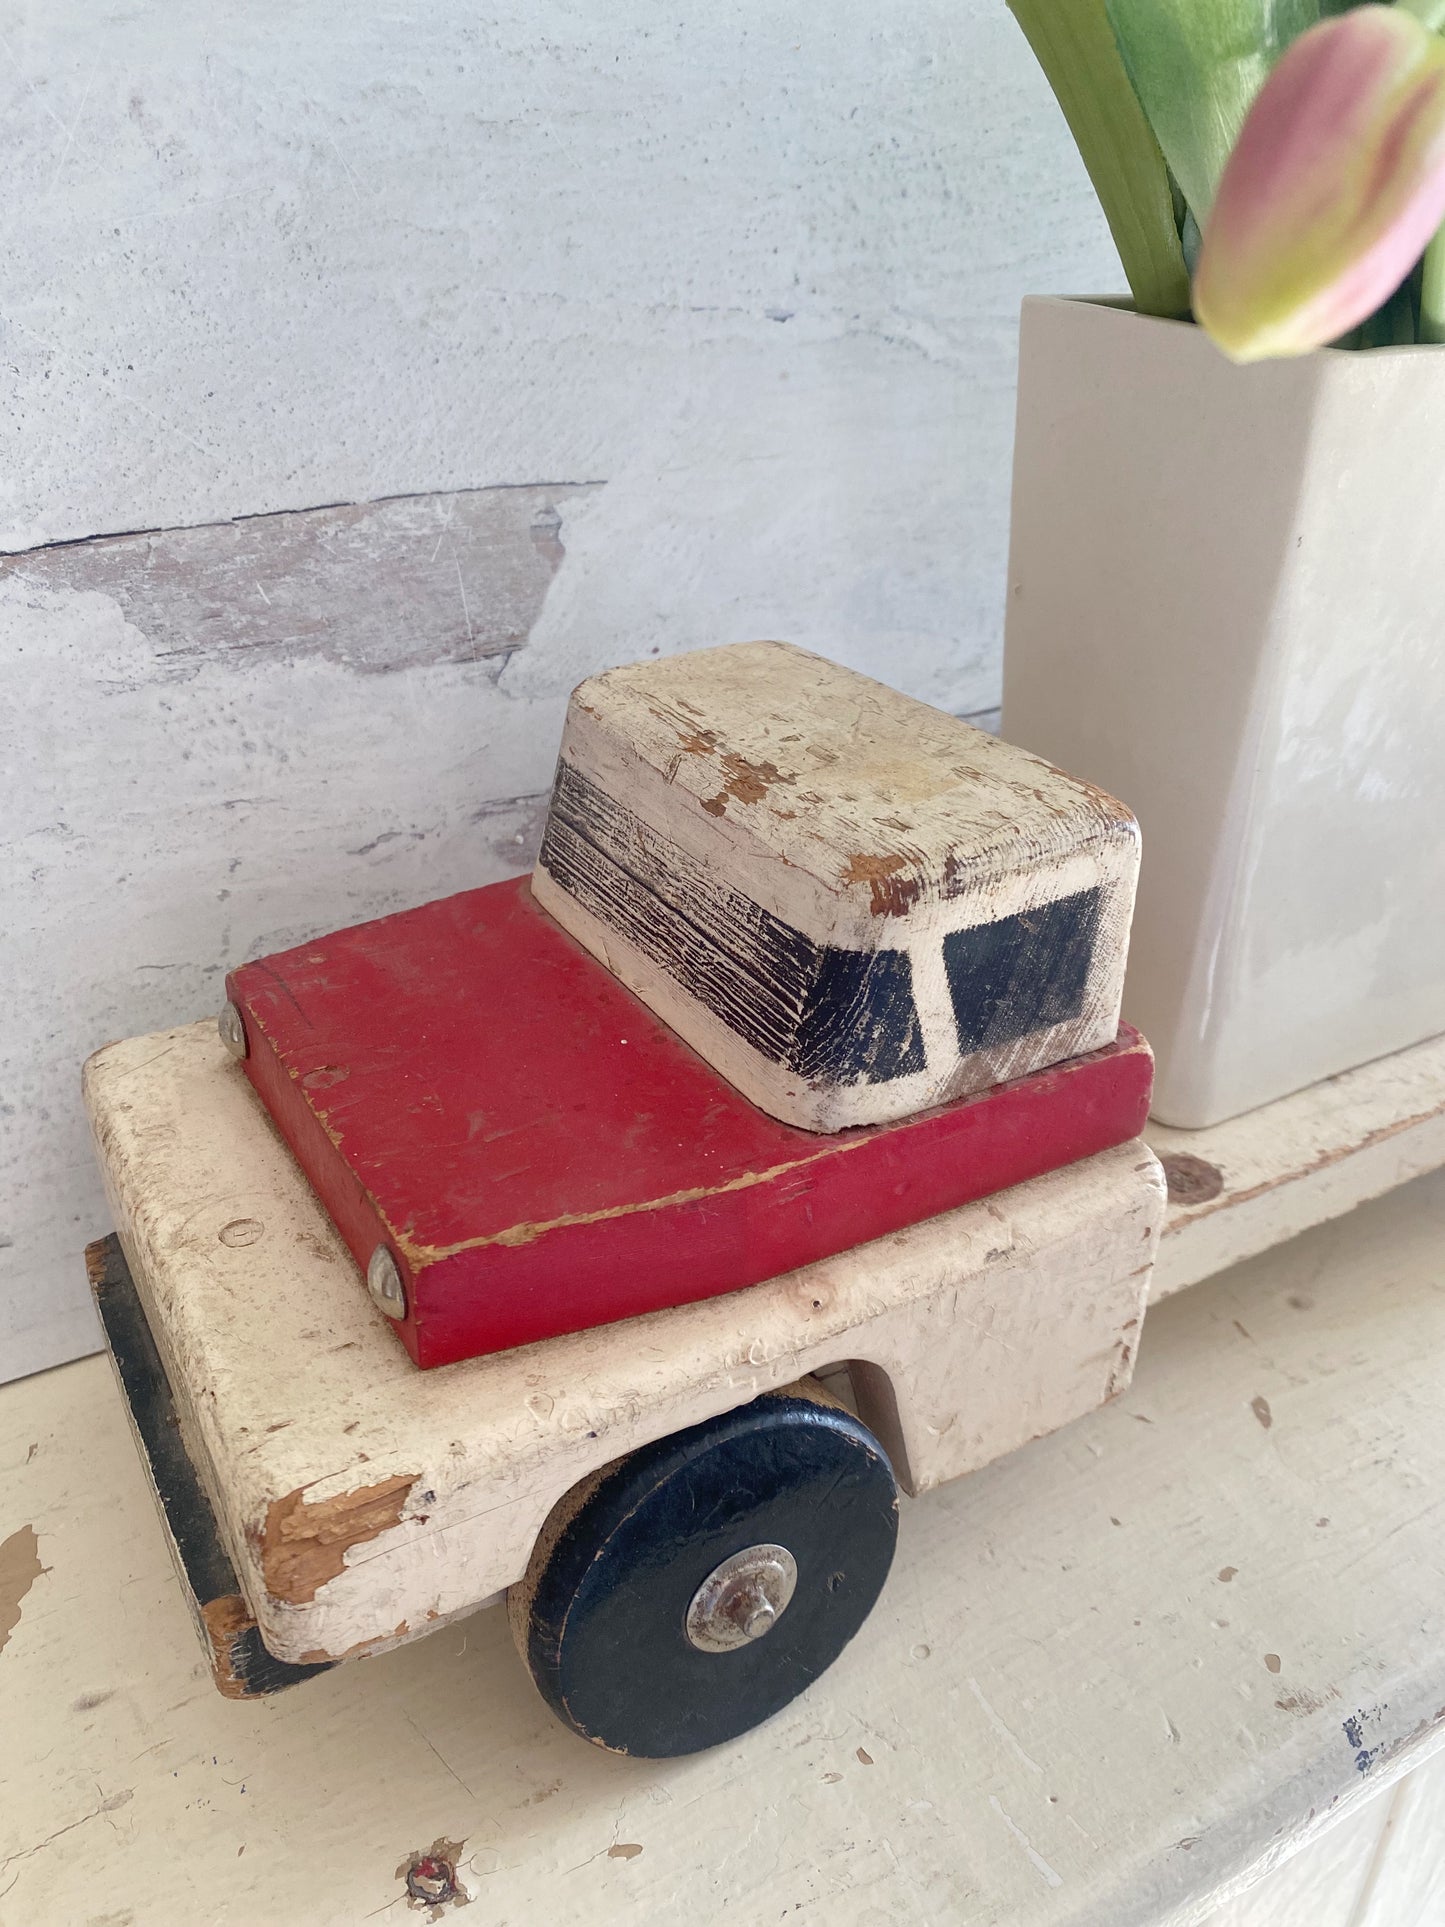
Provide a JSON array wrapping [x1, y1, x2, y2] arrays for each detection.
[[508, 1381, 898, 1757]]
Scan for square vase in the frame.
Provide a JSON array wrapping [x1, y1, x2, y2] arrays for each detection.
[[1002, 296, 1445, 1128]]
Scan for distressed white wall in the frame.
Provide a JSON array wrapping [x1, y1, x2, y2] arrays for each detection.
[[1, 0, 1122, 1379]]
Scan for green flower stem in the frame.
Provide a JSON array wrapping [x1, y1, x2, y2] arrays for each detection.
[[1401, 0, 1445, 341], [1420, 222, 1445, 342], [1008, 0, 1191, 316], [1360, 277, 1419, 347]]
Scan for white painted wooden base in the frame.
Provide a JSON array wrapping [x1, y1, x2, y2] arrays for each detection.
[[79, 1016, 1445, 1673], [6, 1165, 1445, 1923], [1147, 1027, 1445, 1301], [83, 1021, 1163, 1664]]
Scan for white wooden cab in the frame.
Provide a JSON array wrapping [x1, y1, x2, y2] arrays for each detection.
[[535, 640, 1140, 1131]]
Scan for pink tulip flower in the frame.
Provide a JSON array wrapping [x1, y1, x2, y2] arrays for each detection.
[[1194, 5, 1445, 361]]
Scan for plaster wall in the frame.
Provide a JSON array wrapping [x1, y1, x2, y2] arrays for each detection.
[[1, 0, 1121, 1377]]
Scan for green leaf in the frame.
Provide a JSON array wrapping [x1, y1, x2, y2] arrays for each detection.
[[1104, 0, 1355, 225], [1009, 0, 1191, 316], [1358, 277, 1419, 349]]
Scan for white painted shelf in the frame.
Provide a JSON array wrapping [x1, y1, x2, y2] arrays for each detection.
[[5, 1155, 1445, 1921]]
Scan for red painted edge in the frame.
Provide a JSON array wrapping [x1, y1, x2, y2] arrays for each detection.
[[409, 1042, 1152, 1365], [229, 880, 1153, 1368]]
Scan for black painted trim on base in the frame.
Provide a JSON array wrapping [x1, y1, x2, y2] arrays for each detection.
[[86, 1234, 333, 1700]]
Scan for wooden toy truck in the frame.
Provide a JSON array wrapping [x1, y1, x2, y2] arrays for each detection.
[[84, 642, 1169, 1757]]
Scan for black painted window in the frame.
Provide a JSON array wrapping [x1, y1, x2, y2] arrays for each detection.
[[943, 888, 1102, 1056]]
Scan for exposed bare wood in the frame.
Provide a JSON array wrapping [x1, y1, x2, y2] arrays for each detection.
[[259, 1474, 417, 1606]]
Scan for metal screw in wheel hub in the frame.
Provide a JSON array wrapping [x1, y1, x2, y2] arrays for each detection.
[[367, 1245, 407, 1320], [218, 1001, 248, 1060], [686, 1544, 798, 1653]]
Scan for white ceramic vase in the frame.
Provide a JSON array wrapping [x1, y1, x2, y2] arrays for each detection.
[[1002, 296, 1445, 1128]]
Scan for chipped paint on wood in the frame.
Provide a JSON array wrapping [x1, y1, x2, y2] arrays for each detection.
[[198, 1594, 268, 1700], [841, 852, 923, 919], [0, 1524, 45, 1655], [2, 2, 1122, 1388], [536, 642, 1140, 1131], [83, 1014, 1445, 1667], [14, 1173, 1445, 1920], [260, 1473, 417, 1604], [398, 1837, 470, 1913], [87, 1232, 335, 1697]]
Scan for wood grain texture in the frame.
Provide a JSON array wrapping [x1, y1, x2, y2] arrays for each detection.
[[227, 873, 1152, 1366], [535, 642, 1139, 1129], [82, 1019, 1162, 1663], [5, 1170, 1445, 1924]]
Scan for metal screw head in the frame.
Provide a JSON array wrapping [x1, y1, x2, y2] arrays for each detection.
[[367, 1245, 407, 1320], [686, 1544, 798, 1653], [218, 1001, 248, 1060]]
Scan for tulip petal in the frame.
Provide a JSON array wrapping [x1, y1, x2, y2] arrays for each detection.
[[1195, 6, 1445, 360]]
